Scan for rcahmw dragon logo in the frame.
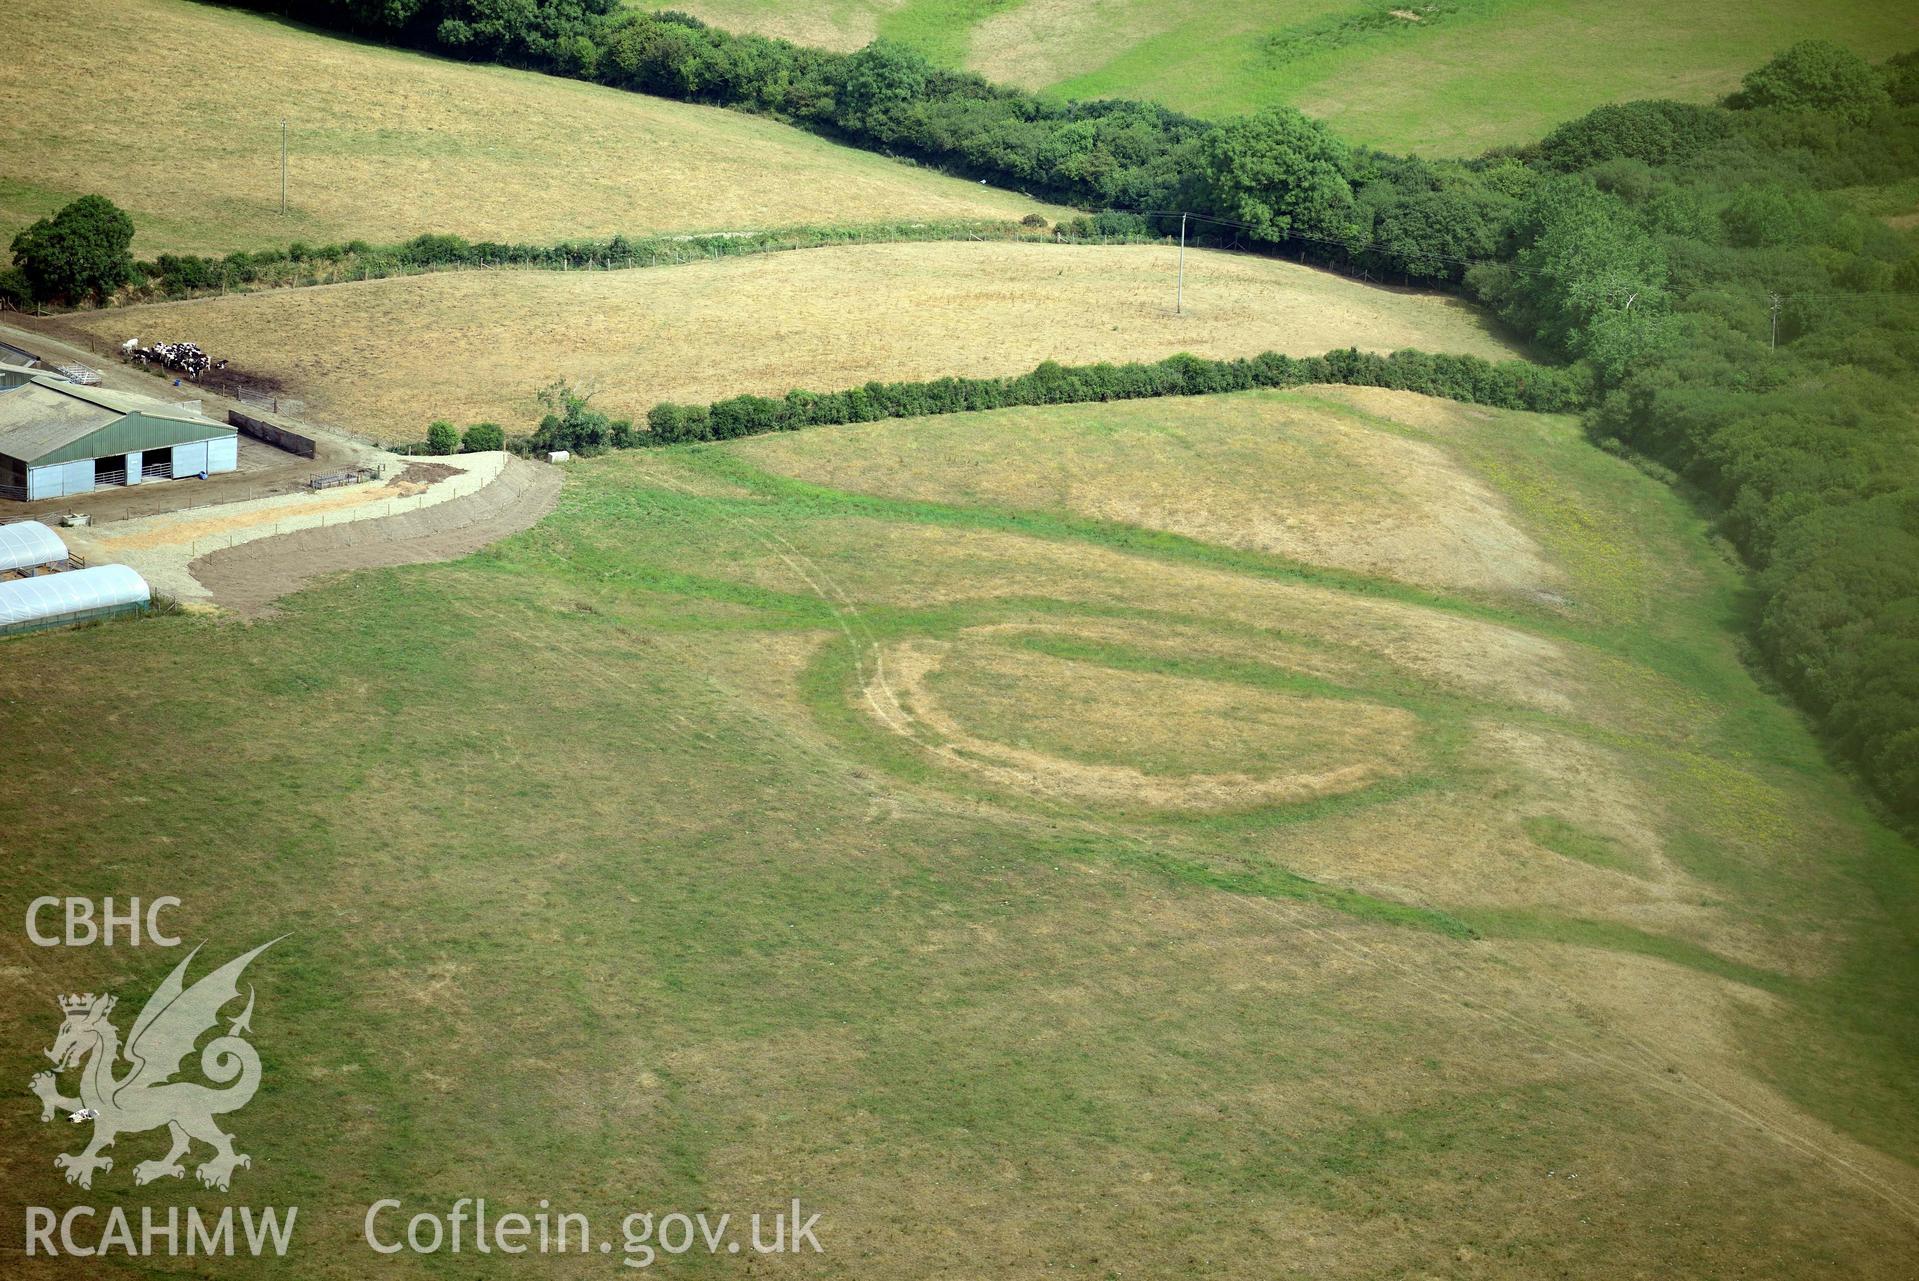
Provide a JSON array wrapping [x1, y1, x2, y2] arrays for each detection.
[[29, 939, 281, 1191]]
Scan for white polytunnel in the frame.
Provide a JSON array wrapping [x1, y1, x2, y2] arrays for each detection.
[[0, 564, 150, 636], [0, 519, 67, 573]]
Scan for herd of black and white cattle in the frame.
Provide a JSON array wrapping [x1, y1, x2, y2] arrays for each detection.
[[118, 338, 227, 380]]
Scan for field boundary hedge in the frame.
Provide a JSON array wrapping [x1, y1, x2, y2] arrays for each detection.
[[80, 217, 1155, 310], [55, 5, 1919, 821], [641, 348, 1586, 444], [399, 348, 1584, 459]]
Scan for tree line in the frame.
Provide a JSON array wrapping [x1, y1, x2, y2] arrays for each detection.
[[4, 215, 1124, 310], [415, 348, 1585, 457], [1486, 46, 1919, 821], [639, 348, 1585, 443], [226, 3, 1514, 284], [314, 10, 1913, 821], [13, 6, 1919, 822]]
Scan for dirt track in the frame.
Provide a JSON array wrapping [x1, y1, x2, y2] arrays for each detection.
[[188, 456, 561, 616]]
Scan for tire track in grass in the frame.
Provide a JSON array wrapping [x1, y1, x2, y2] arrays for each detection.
[[617, 451, 1919, 1225], [21, 450, 1901, 1234]]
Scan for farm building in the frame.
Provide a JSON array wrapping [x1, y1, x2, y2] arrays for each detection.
[[0, 341, 41, 368], [0, 564, 150, 637], [0, 519, 73, 575], [0, 374, 236, 500]]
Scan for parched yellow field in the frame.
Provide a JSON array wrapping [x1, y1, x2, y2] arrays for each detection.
[[736, 388, 1564, 600], [71, 242, 1521, 440], [0, 0, 1064, 256], [668, 0, 902, 50]]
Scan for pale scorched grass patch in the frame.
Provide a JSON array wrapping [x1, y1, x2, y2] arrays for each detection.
[[736, 390, 1560, 599], [861, 627, 1422, 811]]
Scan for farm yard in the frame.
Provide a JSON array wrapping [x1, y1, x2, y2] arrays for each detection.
[[3, 387, 1917, 1276], [673, 0, 1919, 153], [65, 242, 1520, 441], [0, 0, 1064, 256]]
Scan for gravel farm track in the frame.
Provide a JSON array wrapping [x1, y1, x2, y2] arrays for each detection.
[[187, 456, 562, 616], [1, 317, 561, 615]]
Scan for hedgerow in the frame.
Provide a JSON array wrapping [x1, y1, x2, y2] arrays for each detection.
[[639, 349, 1586, 445], [401, 348, 1582, 456], [25, 8, 1919, 821], [118, 219, 1142, 305]]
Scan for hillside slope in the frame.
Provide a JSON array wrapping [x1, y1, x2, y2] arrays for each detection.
[[69, 241, 1521, 439], [673, 0, 1917, 154], [3, 388, 1914, 1275], [0, 0, 1065, 256]]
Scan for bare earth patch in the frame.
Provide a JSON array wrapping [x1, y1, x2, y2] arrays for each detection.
[[5, 380, 1916, 1275]]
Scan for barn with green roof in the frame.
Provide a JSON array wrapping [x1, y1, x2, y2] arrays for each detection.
[[0, 370, 237, 500]]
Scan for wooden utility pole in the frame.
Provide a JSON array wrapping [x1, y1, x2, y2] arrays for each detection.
[[1176, 213, 1187, 315], [280, 118, 287, 215]]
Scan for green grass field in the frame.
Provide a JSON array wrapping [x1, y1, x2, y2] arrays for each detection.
[[5, 387, 1915, 1275], [0, 0, 1063, 256], [670, 0, 1918, 153]]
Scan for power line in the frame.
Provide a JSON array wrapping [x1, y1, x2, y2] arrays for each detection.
[[1175, 212, 1186, 315]]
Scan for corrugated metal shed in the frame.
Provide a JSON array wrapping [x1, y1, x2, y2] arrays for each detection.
[[0, 375, 233, 466], [0, 520, 67, 573], [0, 564, 150, 635]]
